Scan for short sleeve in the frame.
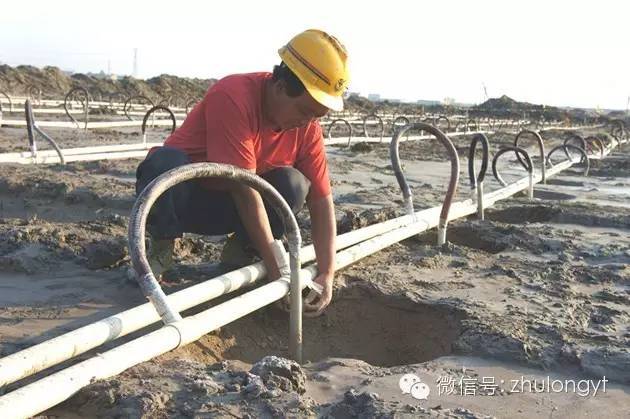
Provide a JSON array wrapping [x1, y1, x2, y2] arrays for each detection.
[[295, 122, 331, 199], [204, 90, 256, 170]]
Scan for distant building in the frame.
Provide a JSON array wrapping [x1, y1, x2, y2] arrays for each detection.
[[368, 93, 381, 102], [417, 99, 441, 106]]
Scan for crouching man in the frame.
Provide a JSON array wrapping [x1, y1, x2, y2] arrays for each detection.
[[135, 29, 350, 316]]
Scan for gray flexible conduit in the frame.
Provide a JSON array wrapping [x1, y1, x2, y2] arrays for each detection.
[[24, 100, 65, 164], [514, 129, 546, 183], [492, 146, 532, 187], [141, 105, 177, 135], [128, 163, 303, 358], [389, 122, 460, 228], [64, 87, 90, 130], [546, 145, 589, 176], [468, 133, 489, 190]]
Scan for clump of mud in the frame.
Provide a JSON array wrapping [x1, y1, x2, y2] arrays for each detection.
[[337, 207, 398, 234], [52, 357, 316, 418]]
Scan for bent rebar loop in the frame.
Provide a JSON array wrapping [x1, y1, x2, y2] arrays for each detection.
[[26, 84, 41, 104], [64, 87, 90, 130], [389, 123, 460, 245], [466, 118, 479, 133], [563, 134, 587, 162], [514, 129, 546, 183], [362, 113, 384, 143], [157, 95, 172, 107], [141, 105, 177, 141], [0, 91, 12, 113], [609, 119, 626, 146], [492, 146, 533, 187], [185, 97, 200, 114], [326, 118, 353, 146], [468, 133, 489, 191], [583, 136, 605, 159], [124, 95, 155, 121], [545, 144, 589, 177], [392, 116, 410, 140], [128, 163, 303, 359], [24, 100, 65, 164], [436, 115, 451, 132]]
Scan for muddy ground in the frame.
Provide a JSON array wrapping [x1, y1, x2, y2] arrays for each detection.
[[0, 122, 628, 418]]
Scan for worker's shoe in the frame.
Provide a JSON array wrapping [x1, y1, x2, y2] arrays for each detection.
[[220, 233, 257, 269], [147, 237, 176, 279]]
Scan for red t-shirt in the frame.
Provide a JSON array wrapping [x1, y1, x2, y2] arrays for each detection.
[[164, 72, 331, 199]]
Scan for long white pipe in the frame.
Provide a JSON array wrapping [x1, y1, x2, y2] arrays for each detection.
[[0, 142, 162, 162], [0, 119, 184, 129], [0, 155, 583, 389], [0, 155, 579, 391], [1, 150, 155, 164], [0, 207, 426, 388], [0, 207, 468, 418]]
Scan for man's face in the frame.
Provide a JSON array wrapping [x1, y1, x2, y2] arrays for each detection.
[[273, 81, 329, 131]]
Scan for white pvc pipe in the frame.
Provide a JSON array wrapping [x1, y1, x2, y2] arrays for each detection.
[[476, 181, 485, 220], [0, 157, 582, 390], [0, 214, 455, 418], [0, 150, 155, 164], [0, 142, 162, 163], [0, 208, 423, 388], [1, 119, 184, 129]]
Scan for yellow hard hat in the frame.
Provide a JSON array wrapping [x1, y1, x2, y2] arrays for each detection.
[[278, 29, 350, 112]]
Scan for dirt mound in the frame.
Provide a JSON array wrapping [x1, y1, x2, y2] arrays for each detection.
[[0, 64, 216, 107]]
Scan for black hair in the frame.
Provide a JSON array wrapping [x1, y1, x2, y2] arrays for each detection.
[[272, 62, 306, 97]]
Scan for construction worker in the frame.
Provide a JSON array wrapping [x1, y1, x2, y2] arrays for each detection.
[[135, 29, 349, 316]]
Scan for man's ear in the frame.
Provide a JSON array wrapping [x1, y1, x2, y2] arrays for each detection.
[[274, 79, 287, 97]]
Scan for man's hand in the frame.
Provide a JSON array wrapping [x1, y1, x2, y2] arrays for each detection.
[[304, 271, 334, 317]]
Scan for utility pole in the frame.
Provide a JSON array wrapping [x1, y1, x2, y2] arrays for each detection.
[[107, 59, 111, 75], [133, 48, 138, 78], [482, 82, 489, 102]]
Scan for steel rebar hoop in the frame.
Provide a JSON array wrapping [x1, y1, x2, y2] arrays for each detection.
[[466, 118, 479, 133], [128, 163, 304, 361], [141, 105, 177, 135], [25, 100, 36, 155], [124, 95, 155, 121], [326, 118, 352, 146], [492, 146, 533, 187], [584, 136, 604, 159], [514, 129, 546, 182], [0, 91, 12, 113], [185, 97, 199, 114], [389, 123, 460, 245], [436, 115, 451, 132], [468, 133, 489, 190], [563, 134, 587, 162], [392, 116, 410, 138], [609, 119, 626, 145], [63, 87, 90, 130], [24, 100, 66, 164], [545, 145, 589, 176], [362, 113, 384, 143], [26, 85, 41, 104], [157, 96, 172, 107]]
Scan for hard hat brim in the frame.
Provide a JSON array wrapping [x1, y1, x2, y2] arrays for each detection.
[[304, 83, 344, 112]]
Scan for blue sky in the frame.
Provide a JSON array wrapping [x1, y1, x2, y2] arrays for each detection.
[[1, 0, 628, 109]]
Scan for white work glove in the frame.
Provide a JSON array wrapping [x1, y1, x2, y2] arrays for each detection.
[[270, 240, 322, 310]]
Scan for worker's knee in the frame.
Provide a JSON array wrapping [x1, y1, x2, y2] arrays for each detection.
[[263, 166, 310, 213], [136, 147, 191, 194]]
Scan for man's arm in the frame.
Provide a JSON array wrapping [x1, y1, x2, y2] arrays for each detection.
[[229, 181, 281, 280], [304, 193, 336, 316]]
